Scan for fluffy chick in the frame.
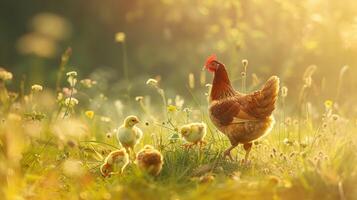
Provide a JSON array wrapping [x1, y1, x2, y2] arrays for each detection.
[[180, 122, 207, 148], [117, 115, 143, 157], [100, 149, 129, 177], [135, 145, 164, 176]]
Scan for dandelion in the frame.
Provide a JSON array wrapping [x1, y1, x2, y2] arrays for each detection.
[[64, 97, 79, 107], [146, 78, 158, 87], [31, 84, 43, 92], [167, 105, 177, 112], [324, 100, 333, 109], [188, 73, 195, 89], [115, 32, 126, 43], [85, 110, 94, 119]]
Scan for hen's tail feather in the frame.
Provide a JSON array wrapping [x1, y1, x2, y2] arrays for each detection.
[[247, 76, 279, 118]]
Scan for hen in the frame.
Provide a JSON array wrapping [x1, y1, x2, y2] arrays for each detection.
[[204, 55, 279, 161]]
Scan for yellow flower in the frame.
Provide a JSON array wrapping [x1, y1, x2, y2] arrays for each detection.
[[85, 110, 94, 119], [324, 100, 333, 109], [167, 105, 177, 112], [115, 32, 126, 43]]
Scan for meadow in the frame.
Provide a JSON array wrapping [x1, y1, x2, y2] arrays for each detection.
[[1, 0, 357, 199], [1, 53, 357, 199]]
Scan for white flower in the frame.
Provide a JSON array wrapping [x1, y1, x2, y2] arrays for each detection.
[[0, 68, 13, 81], [67, 76, 77, 87], [64, 97, 79, 107], [146, 78, 158, 87], [66, 71, 77, 77], [31, 84, 43, 92]]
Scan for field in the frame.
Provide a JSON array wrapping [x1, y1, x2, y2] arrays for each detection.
[[1, 1, 357, 200]]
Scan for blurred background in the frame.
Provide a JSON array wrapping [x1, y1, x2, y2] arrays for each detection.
[[0, 0, 356, 115]]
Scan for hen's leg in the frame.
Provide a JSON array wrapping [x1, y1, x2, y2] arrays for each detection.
[[243, 143, 253, 163], [223, 143, 238, 161]]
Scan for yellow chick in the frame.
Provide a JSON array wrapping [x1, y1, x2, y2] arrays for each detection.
[[135, 145, 164, 176], [117, 115, 143, 157], [100, 149, 129, 177], [180, 122, 207, 148]]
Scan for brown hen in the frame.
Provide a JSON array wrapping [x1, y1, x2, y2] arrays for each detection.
[[204, 55, 279, 161]]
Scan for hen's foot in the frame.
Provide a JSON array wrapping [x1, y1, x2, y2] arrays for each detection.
[[183, 143, 194, 149], [223, 149, 234, 161]]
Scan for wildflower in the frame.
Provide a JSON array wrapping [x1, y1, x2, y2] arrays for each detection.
[[167, 105, 177, 112], [281, 86, 288, 97], [66, 71, 77, 77], [188, 73, 195, 89], [66, 71, 77, 87], [324, 100, 333, 109], [135, 96, 144, 102], [62, 87, 77, 96], [85, 110, 94, 119], [146, 78, 158, 87], [183, 108, 191, 113], [115, 32, 126, 43], [240, 71, 246, 77], [64, 97, 79, 107], [54, 93, 61, 103], [31, 84, 43, 92], [242, 59, 248, 70], [0, 68, 13, 81], [80, 79, 97, 88]]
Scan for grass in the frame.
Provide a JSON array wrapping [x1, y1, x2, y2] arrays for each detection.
[[0, 63, 357, 200]]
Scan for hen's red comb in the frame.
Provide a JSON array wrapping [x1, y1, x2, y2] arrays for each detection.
[[205, 54, 217, 66]]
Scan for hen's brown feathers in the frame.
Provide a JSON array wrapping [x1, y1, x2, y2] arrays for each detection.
[[209, 76, 279, 126], [239, 76, 279, 119]]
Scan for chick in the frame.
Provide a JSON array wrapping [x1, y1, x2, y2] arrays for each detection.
[[135, 145, 164, 176], [180, 122, 207, 148], [117, 115, 143, 158], [100, 149, 129, 177]]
